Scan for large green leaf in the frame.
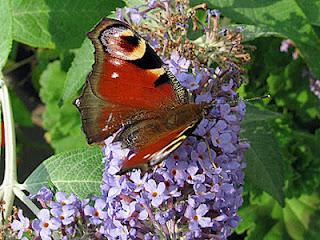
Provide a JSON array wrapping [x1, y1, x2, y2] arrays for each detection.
[[62, 39, 94, 101], [243, 103, 280, 123], [24, 147, 104, 198], [12, 0, 125, 49], [241, 104, 285, 205], [238, 193, 320, 240], [284, 195, 320, 240], [237, 193, 281, 240], [191, 0, 320, 78], [0, 0, 13, 70]]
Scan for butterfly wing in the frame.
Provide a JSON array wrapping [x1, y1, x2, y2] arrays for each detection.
[[75, 18, 188, 143], [116, 103, 206, 171], [121, 123, 194, 172]]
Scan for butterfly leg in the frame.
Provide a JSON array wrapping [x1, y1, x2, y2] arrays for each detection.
[[190, 134, 217, 169], [203, 137, 218, 169]]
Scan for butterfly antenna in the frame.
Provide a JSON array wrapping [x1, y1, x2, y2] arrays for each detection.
[[243, 94, 271, 102], [226, 94, 271, 106]]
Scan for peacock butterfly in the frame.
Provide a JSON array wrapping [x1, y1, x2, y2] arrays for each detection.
[[74, 18, 212, 172]]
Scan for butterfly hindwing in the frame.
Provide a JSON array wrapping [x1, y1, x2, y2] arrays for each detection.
[[120, 124, 194, 172], [116, 103, 206, 171]]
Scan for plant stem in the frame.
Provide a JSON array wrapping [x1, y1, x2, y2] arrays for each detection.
[[13, 188, 39, 216], [0, 78, 17, 222], [3, 55, 35, 76]]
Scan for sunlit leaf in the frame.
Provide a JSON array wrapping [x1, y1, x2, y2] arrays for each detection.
[[62, 39, 94, 101], [24, 147, 103, 198], [12, 0, 125, 49]]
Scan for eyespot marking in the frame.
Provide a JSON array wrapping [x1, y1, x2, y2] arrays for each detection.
[[100, 27, 146, 61]]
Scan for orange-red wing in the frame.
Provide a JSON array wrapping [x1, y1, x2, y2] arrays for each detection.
[[87, 18, 187, 109], [95, 56, 178, 109], [75, 18, 188, 144], [121, 124, 194, 172], [74, 83, 137, 143]]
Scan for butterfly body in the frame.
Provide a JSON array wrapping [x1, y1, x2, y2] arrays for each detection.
[[75, 18, 210, 171]]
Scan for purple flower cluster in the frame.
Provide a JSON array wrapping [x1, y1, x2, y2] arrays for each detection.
[[12, 187, 139, 239], [11, 189, 90, 239], [98, 60, 247, 238]]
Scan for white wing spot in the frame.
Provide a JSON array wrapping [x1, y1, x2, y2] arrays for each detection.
[[114, 59, 121, 66], [74, 99, 81, 106], [103, 113, 113, 131], [111, 72, 119, 79]]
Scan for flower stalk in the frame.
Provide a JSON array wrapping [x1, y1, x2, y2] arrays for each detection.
[[0, 78, 40, 224], [0, 78, 18, 222]]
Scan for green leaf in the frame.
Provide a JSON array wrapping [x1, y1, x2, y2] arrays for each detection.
[[62, 39, 94, 101], [304, 200, 320, 239], [267, 60, 320, 120], [12, 0, 54, 48], [241, 104, 285, 205], [238, 193, 279, 240], [264, 222, 289, 240], [39, 61, 66, 102], [244, 104, 280, 123], [39, 61, 87, 152], [10, 91, 33, 127], [12, 0, 125, 49], [31, 49, 61, 91], [238, 193, 320, 240], [285, 130, 320, 197], [0, 0, 13, 70], [296, 0, 320, 26], [284, 195, 320, 240], [24, 147, 103, 198], [191, 0, 320, 79]]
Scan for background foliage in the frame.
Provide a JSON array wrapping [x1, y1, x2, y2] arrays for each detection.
[[0, 0, 319, 239]]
